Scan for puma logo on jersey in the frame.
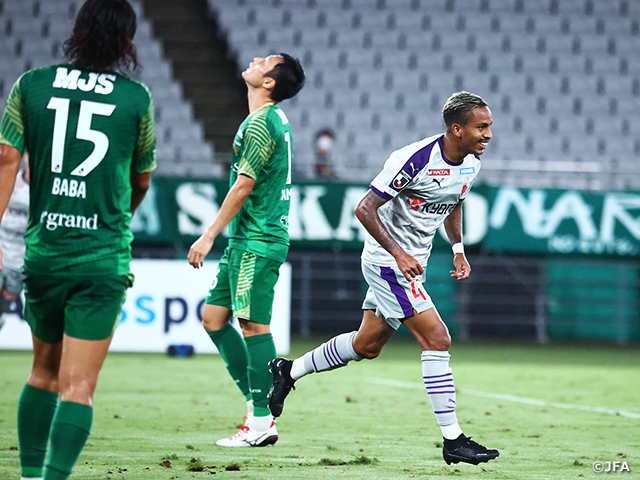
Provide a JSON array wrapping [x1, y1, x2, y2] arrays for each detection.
[[51, 177, 86, 198], [52, 67, 116, 95], [432, 178, 443, 188]]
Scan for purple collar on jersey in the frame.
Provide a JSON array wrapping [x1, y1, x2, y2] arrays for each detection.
[[370, 137, 439, 200], [437, 136, 466, 166]]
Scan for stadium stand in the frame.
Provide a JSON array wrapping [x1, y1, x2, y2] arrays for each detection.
[[207, 0, 640, 190], [2, 0, 640, 189], [0, 0, 216, 177]]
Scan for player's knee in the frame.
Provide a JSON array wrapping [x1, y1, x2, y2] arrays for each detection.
[[59, 376, 98, 403], [27, 370, 59, 392], [430, 332, 451, 351], [202, 314, 227, 331], [354, 342, 383, 360]]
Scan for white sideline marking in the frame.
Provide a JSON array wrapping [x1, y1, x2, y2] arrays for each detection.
[[369, 378, 640, 419]]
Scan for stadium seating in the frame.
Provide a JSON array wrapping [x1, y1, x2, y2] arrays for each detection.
[[208, 0, 640, 190], [0, 0, 215, 177]]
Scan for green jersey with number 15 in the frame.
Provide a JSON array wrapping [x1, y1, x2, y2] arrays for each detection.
[[228, 103, 293, 263], [0, 64, 156, 278]]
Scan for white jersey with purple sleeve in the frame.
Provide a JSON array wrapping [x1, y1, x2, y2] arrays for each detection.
[[362, 134, 481, 267]]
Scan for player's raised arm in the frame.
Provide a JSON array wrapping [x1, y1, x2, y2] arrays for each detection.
[[355, 189, 424, 281], [444, 200, 471, 281]]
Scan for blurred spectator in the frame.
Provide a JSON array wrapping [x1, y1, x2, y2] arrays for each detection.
[[314, 128, 336, 179]]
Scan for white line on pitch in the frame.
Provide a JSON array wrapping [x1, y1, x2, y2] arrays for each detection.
[[368, 378, 640, 419]]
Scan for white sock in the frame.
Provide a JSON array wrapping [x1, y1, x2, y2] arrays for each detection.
[[246, 400, 253, 416], [290, 332, 361, 380], [249, 414, 273, 432], [421, 350, 463, 440]]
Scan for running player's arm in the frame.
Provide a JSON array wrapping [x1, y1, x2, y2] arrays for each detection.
[[443, 200, 471, 281], [355, 189, 424, 281], [131, 85, 157, 214], [0, 144, 21, 216], [0, 145, 22, 270], [130, 171, 150, 214], [0, 74, 27, 271]]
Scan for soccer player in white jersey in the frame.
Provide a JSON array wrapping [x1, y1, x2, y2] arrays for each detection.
[[0, 155, 28, 331], [269, 91, 499, 466]]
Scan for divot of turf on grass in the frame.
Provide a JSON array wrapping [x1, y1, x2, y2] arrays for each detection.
[[318, 458, 346, 466], [186, 457, 204, 471], [318, 455, 379, 466], [348, 455, 379, 465]]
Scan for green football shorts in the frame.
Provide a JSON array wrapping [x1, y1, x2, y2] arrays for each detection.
[[205, 247, 281, 325], [23, 274, 131, 343]]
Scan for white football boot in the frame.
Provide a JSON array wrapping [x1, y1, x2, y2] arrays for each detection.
[[215, 421, 278, 447]]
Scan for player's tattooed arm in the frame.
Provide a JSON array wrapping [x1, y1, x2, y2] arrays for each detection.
[[444, 200, 471, 281], [355, 189, 424, 281], [443, 200, 463, 244]]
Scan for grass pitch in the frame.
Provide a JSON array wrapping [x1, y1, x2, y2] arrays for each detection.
[[1, 338, 638, 479]]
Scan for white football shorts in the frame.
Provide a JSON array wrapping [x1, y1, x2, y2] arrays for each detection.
[[361, 260, 434, 330]]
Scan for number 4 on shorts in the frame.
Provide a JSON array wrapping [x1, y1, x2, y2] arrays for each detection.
[[411, 280, 427, 300]]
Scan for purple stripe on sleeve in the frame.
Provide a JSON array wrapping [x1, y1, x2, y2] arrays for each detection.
[[403, 139, 437, 173], [311, 350, 318, 372], [427, 391, 457, 395], [434, 409, 456, 414], [379, 266, 414, 318], [385, 138, 437, 193], [370, 184, 393, 200]]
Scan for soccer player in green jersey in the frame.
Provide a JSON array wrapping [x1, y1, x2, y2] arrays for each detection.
[[0, 1, 156, 478], [188, 53, 305, 447]]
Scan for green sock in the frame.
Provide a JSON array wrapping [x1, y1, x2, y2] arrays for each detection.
[[245, 333, 277, 417], [17, 384, 59, 478], [207, 324, 251, 400], [44, 401, 93, 480]]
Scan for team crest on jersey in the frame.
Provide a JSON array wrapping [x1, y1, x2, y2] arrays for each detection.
[[391, 170, 412, 190], [427, 169, 450, 176]]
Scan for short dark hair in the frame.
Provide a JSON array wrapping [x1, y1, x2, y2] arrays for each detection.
[[265, 53, 305, 102], [63, 0, 138, 72], [442, 91, 488, 127]]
